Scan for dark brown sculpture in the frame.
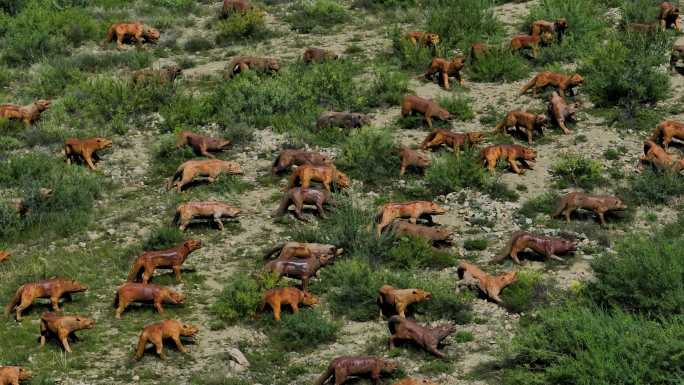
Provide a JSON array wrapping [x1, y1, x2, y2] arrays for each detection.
[[421, 56, 465, 89], [670, 44, 684, 72], [134, 319, 198, 360], [166, 159, 242, 192], [493, 231, 577, 264], [272, 187, 334, 221], [377, 284, 432, 318], [531, 18, 568, 42], [264, 255, 333, 291], [373, 201, 448, 236], [388, 220, 453, 244], [552, 192, 627, 225], [272, 149, 331, 174], [173, 201, 241, 231], [127, 239, 202, 283], [287, 164, 350, 191], [658, 2, 680, 29], [421, 129, 484, 153], [0, 251, 9, 263], [387, 315, 454, 358], [264, 241, 343, 261], [314, 356, 397, 385], [5, 278, 88, 321], [259, 287, 318, 321], [0, 366, 31, 385], [548, 91, 576, 134], [520, 71, 583, 97], [481, 144, 536, 174], [0, 99, 50, 126], [39, 312, 95, 353], [495, 110, 547, 144], [399, 148, 431, 176], [316, 111, 371, 130], [176, 131, 231, 158], [401, 95, 452, 129], [303, 47, 339, 63], [64, 137, 113, 170], [114, 283, 185, 319], [456, 261, 517, 305]]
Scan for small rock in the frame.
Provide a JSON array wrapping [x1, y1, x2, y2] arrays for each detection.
[[227, 347, 250, 367], [133, 375, 140, 381]]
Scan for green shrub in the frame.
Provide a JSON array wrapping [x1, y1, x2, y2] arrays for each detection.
[[210, 273, 280, 326], [425, 0, 504, 52], [425, 151, 487, 195], [467, 46, 531, 83], [337, 126, 398, 183], [518, 191, 559, 219], [365, 65, 410, 107], [386, 236, 457, 269], [142, 226, 185, 250], [501, 270, 551, 313], [21, 59, 84, 98], [353, 0, 416, 9], [390, 28, 438, 71], [550, 153, 604, 190], [621, 168, 684, 205], [285, 0, 350, 34], [437, 94, 474, 121], [502, 304, 684, 385], [184, 36, 214, 51], [621, 0, 661, 23], [455, 331, 474, 343], [269, 309, 340, 350], [463, 238, 487, 251], [215, 9, 268, 44]]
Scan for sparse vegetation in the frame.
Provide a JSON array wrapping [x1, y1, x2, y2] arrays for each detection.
[[285, 0, 350, 34], [550, 153, 605, 190]]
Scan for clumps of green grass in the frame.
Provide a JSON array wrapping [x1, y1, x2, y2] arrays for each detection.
[[352, 0, 416, 9], [365, 65, 410, 107], [437, 94, 474, 121], [518, 191, 559, 219], [467, 46, 531, 83], [501, 270, 552, 313], [0, 153, 103, 242], [454, 331, 474, 343], [463, 238, 488, 251], [209, 272, 281, 327], [425, 0, 504, 52], [337, 126, 398, 184], [141, 226, 185, 250], [550, 153, 604, 190], [390, 27, 438, 72], [620, 0, 661, 24], [285, 0, 350, 34], [215, 9, 269, 44], [386, 235, 457, 269], [269, 309, 340, 351], [183, 36, 214, 51], [620, 168, 684, 205]]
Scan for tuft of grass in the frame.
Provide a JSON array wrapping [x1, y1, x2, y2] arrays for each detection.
[[210, 273, 281, 327], [437, 94, 474, 121], [455, 331, 474, 343], [365, 65, 410, 107], [501, 270, 552, 313], [620, 168, 684, 205], [550, 153, 605, 190], [518, 191, 559, 219], [184, 36, 214, 51], [285, 0, 350, 34], [269, 309, 340, 350], [141, 226, 185, 251], [215, 8, 269, 44], [425, 0, 504, 52], [337, 126, 398, 184], [463, 238, 488, 251], [468, 46, 531, 83], [386, 235, 457, 269]]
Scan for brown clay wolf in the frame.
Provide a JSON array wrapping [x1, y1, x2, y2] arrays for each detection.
[[0, 366, 31, 385], [134, 319, 198, 360], [670, 44, 684, 72], [272, 187, 334, 221], [377, 285, 432, 318], [166, 159, 242, 192], [481, 144, 536, 174], [173, 201, 241, 231], [287, 164, 350, 191], [520, 71, 583, 97], [303, 47, 339, 63], [220, 0, 252, 18], [639, 140, 684, 172], [387, 316, 455, 358], [495, 110, 547, 144], [405, 32, 440, 47], [104, 22, 160, 49], [548, 91, 577, 134], [226, 56, 280, 78], [373, 201, 448, 236], [510, 34, 549, 58], [132, 65, 182, 85], [0, 251, 10, 263], [493, 231, 577, 264], [127, 239, 202, 283], [399, 148, 430, 176], [5, 278, 87, 321], [659, 1, 680, 30], [259, 287, 318, 321], [39, 312, 95, 353], [456, 261, 517, 305], [0, 99, 50, 126], [176, 130, 232, 159], [552, 192, 627, 225], [651, 120, 684, 149], [272, 149, 331, 174], [64, 137, 113, 170], [388, 221, 453, 244], [531, 18, 568, 41], [264, 256, 334, 291], [314, 356, 397, 385], [401, 95, 452, 129], [316, 111, 372, 130], [421, 57, 465, 89], [114, 283, 185, 319], [263, 241, 343, 261], [420, 129, 484, 153]]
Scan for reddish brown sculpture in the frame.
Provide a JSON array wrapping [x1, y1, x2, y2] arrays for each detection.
[[401, 95, 452, 129], [287, 164, 350, 191], [481, 144, 536, 174], [132, 65, 182, 85], [264, 255, 333, 291], [105, 22, 160, 49], [377, 285, 432, 318], [456, 261, 517, 305], [531, 18, 568, 41], [651, 120, 684, 149], [226, 56, 280, 78], [374, 201, 447, 236], [393, 379, 438, 385], [387, 315, 454, 358], [264, 241, 343, 261], [0, 99, 50, 126], [134, 319, 198, 360], [5, 278, 87, 321], [39, 312, 95, 353], [64, 137, 113, 170], [176, 130, 231, 158], [316, 111, 372, 130], [670, 44, 684, 72], [303, 47, 339, 63], [174, 201, 241, 231], [520, 71, 583, 97], [114, 283, 185, 319], [421, 57, 465, 89], [315, 356, 397, 385], [272, 149, 331, 174], [405, 32, 440, 47], [388, 221, 453, 244], [259, 287, 318, 321], [399, 148, 430, 176], [166, 159, 242, 192], [658, 2, 680, 30], [493, 231, 577, 264], [272, 187, 334, 221], [639, 140, 684, 172], [510, 34, 548, 58], [552, 192, 627, 225], [127, 239, 202, 283], [0, 251, 9, 263], [0, 366, 31, 385], [421, 129, 484, 153], [495, 110, 547, 144], [548, 91, 576, 134], [221, 0, 252, 18]]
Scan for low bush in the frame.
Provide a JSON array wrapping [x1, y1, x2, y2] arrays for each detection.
[[269, 309, 340, 350], [425, 0, 504, 52], [337, 126, 398, 184], [365, 65, 410, 107], [550, 153, 604, 190], [386, 235, 457, 269], [215, 9, 268, 44], [467, 46, 531, 83], [621, 0, 661, 24], [517, 191, 559, 219], [390, 28, 438, 72], [184, 36, 214, 51], [210, 273, 281, 326], [454, 331, 474, 343], [285, 0, 350, 34], [463, 239, 487, 251], [437, 94, 474, 121], [425, 151, 487, 195], [141, 226, 185, 250], [352, 0, 416, 9], [501, 270, 551, 313], [620, 168, 684, 205]]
